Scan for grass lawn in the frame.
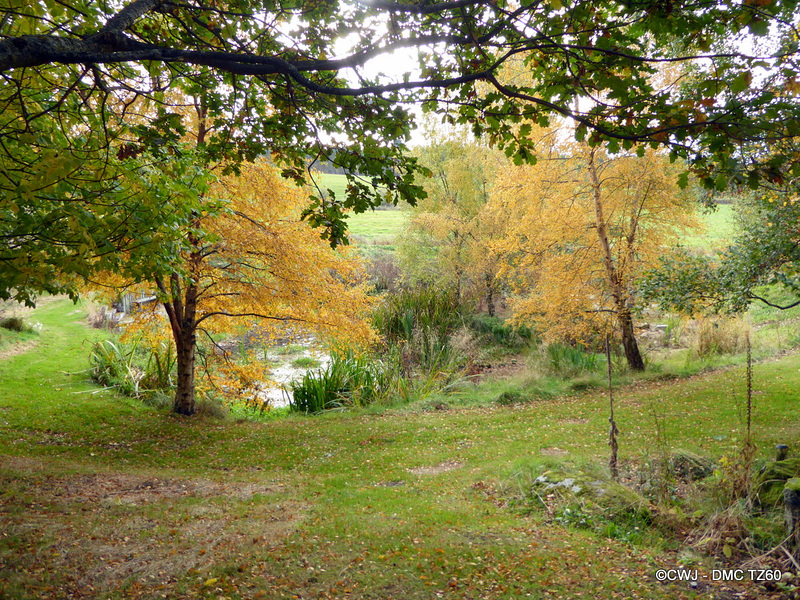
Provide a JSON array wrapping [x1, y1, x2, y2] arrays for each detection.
[[684, 203, 736, 252], [1, 299, 796, 598], [316, 173, 408, 257]]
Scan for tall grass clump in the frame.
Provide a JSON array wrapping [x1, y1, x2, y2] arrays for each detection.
[[288, 351, 392, 414], [0, 316, 31, 333], [89, 338, 176, 399], [466, 314, 534, 350], [692, 317, 749, 357], [546, 343, 600, 376], [372, 286, 467, 375]]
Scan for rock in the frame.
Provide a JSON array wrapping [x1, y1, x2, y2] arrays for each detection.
[[785, 478, 800, 552], [776, 444, 790, 461], [531, 467, 650, 521], [755, 459, 800, 506], [669, 449, 715, 481]]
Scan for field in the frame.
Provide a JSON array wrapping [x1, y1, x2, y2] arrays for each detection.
[[316, 173, 408, 257], [1, 299, 798, 599], [685, 203, 737, 252], [318, 174, 736, 256]]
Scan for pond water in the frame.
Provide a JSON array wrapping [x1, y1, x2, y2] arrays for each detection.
[[256, 347, 331, 408]]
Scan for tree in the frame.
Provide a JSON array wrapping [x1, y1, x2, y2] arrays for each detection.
[[491, 130, 698, 369], [398, 137, 505, 312], [642, 183, 800, 316], [95, 158, 375, 415], [2, 0, 800, 307]]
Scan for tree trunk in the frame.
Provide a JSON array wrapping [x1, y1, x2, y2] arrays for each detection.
[[485, 273, 495, 317], [172, 280, 199, 415], [173, 325, 197, 415], [588, 148, 645, 372], [617, 307, 645, 372], [156, 271, 200, 416]]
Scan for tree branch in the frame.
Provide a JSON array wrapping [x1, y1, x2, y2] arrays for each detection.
[[748, 294, 800, 310], [100, 0, 164, 35]]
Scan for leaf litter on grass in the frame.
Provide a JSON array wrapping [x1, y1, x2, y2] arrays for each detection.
[[0, 455, 305, 598]]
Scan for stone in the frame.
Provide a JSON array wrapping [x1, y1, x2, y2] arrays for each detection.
[[669, 449, 714, 481], [785, 478, 800, 553], [530, 467, 650, 521], [754, 459, 800, 506], [776, 444, 790, 461]]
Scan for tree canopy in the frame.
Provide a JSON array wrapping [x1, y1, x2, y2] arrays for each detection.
[[490, 129, 698, 368], [2, 0, 799, 304], [642, 188, 800, 316], [91, 158, 375, 414]]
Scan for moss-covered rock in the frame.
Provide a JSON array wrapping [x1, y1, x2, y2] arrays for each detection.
[[530, 467, 651, 521], [669, 449, 714, 481], [754, 459, 800, 506]]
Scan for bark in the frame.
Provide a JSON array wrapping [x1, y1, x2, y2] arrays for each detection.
[[617, 306, 645, 372], [485, 272, 495, 317], [170, 279, 199, 415], [174, 320, 197, 416], [155, 270, 200, 415]]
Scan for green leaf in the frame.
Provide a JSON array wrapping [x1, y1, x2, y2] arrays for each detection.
[[730, 71, 752, 94]]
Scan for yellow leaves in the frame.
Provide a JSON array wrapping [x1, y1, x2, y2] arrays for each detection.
[[91, 158, 375, 402], [489, 140, 700, 343]]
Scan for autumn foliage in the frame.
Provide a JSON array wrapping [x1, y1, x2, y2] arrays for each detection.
[[93, 159, 375, 413], [488, 128, 698, 366]]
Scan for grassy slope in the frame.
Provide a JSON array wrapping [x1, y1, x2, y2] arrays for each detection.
[[317, 173, 407, 258], [1, 299, 795, 599], [686, 203, 736, 252]]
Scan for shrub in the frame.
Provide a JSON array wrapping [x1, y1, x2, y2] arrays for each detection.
[[366, 255, 402, 293], [0, 316, 28, 332], [288, 351, 392, 414]]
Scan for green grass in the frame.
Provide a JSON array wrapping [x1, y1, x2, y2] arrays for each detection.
[[290, 356, 320, 369], [316, 173, 408, 257], [0, 326, 37, 352], [683, 203, 736, 252], [346, 209, 407, 239], [0, 298, 797, 598]]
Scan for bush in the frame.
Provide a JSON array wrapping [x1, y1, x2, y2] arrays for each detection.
[[366, 255, 402, 293], [0, 316, 29, 332], [288, 351, 392, 414]]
